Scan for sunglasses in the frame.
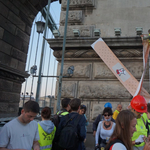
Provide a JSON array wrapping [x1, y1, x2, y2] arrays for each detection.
[[104, 114, 111, 117]]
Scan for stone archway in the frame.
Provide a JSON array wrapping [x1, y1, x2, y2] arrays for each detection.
[[0, 0, 59, 118]]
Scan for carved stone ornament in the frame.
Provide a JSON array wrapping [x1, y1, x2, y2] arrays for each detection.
[[0, 102, 18, 113], [60, 11, 83, 23], [0, 69, 25, 83], [62, 0, 95, 8], [57, 63, 91, 78], [53, 49, 142, 59], [59, 25, 94, 37]]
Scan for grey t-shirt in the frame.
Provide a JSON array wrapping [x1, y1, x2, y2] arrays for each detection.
[[0, 118, 39, 150]]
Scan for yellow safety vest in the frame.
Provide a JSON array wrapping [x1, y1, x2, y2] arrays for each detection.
[[142, 113, 150, 135], [132, 117, 147, 147], [112, 110, 119, 120], [57, 111, 69, 116], [142, 113, 148, 123], [38, 124, 56, 150]]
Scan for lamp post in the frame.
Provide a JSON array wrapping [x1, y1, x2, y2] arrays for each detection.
[[35, 0, 51, 103], [56, 0, 70, 112]]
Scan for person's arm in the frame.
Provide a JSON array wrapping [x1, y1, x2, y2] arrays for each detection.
[[0, 148, 26, 150], [0, 125, 11, 150], [78, 116, 86, 142], [84, 114, 89, 126], [93, 115, 101, 136], [95, 121, 101, 145], [33, 123, 40, 148], [33, 141, 40, 150], [132, 141, 135, 145]]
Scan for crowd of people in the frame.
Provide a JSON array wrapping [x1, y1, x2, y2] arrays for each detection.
[[0, 96, 150, 150]]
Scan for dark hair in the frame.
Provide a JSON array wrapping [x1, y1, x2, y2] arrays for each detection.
[[106, 110, 135, 150], [61, 98, 71, 108], [80, 105, 86, 113], [69, 98, 81, 111], [41, 107, 51, 119], [147, 103, 150, 113], [23, 100, 39, 113], [102, 107, 113, 116], [148, 29, 150, 33]]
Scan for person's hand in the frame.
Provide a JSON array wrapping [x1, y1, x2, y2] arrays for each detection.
[[95, 145, 99, 150], [33, 146, 40, 150], [93, 131, 96, 137], [143, 136, 150, 150], [135, 135, 144, 143], [33, 141, 40, 150]]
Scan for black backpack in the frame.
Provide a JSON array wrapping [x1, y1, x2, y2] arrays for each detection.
[[51, 111, 64, 128], [58, 114, 82, 149]]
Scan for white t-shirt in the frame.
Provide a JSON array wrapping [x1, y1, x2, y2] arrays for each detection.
[[0, 118, 39, 150], [111, 143, 127, 150], [95, 121, 116, 144]]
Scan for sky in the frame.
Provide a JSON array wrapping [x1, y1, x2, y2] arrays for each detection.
[[21, 1, 61, 99]]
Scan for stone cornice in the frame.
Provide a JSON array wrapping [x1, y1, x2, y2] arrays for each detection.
[[61, 0, 95, 9], [47, 37, 143, 59], [0, 64, 29, 83], [47, 37, 142, 50]]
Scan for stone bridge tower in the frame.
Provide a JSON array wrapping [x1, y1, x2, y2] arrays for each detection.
[[0, 0, 58, 118], [48, 0, 150, 120]]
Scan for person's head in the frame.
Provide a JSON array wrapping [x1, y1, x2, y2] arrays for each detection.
[[102, 107, 113, 122], [107, 110, 136, 150], [104, 102, 112, 109], [147, 103, 150, 119], [130, 95, 147, 118], [79, 105, 86, 115], [21, 100, 39, 123], [41, 107, 51, 120], [61, 98, 71, 111], [147, 103, 150, 113], [69, 98, 81, 112], [148, 29, 150, 34], [116, 104, 122, 112]]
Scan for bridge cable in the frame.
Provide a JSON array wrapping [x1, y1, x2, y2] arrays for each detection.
[[50, 53, 57, 108], [44, 31, 53, 106], [29, 12, 43, 100], [22, 16, 37, 105]]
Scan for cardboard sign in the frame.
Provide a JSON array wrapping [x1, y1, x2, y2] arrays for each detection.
[[91, 38, 150, 102]]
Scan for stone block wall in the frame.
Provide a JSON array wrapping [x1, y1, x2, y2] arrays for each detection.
[[49, 0, 150, 121], [59, 0, 150, 37], [0, 0, 49, 118], [56, 60, 149, 120], [48, 37, 150, 121]]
